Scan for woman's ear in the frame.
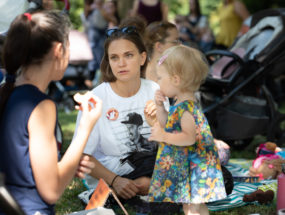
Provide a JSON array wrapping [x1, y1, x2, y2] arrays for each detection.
[[140, 51, 147, 66], [155, 41, 164, 54], [53, 42, 63, 59]]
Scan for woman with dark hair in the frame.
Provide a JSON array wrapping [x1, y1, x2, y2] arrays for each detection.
[[0, 10, 102, 215], [74, 25, 162, 200]]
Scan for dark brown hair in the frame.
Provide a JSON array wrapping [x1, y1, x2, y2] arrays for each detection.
[[190, 0, 201, 17], [100, 28, 148, 82], [119, 16, 147, 37], [0, 10, 70, 117], [144, 21, 177, 59]]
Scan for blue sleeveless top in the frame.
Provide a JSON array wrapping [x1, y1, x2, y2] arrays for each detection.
[[0, 85, 55, 215]]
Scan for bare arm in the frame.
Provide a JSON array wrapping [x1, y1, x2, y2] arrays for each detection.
[[130, 0, 139, 16], [154, 90, 168, 127], [29, 93, 102, 204], [234, 0, 250, 21], [85, 154, 141, 199], [161, 2, 168, 21], [149, 111, 196, 146]]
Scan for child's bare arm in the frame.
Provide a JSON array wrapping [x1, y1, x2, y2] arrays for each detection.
[[154, 90, 168, 126], [149, 111, 196, 146]]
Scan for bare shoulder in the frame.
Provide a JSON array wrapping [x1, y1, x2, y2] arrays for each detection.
[[29, 99, 56, 129]]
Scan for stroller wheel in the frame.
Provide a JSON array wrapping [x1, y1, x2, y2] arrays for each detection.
[[227, 138, 253, 150], [268, 114, 285, 146]]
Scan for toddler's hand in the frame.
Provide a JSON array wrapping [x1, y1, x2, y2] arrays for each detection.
[[74, 91, 102, 129], [154, 90, 166, 107], [144, 100, 157, 127], [148, 122, 165, 142]]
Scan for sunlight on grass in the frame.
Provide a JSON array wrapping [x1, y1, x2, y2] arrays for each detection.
[[55, 178, 85, 215], [58, 110, 78, 152]]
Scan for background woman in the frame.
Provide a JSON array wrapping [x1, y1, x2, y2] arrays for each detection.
[[175, 0, 214, 52], [144, 21, 180, 82], [131, 0, 168, 25], [215, 0, 250, 48]]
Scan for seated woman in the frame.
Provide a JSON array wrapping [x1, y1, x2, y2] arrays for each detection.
[[74, 25, 163, 200]]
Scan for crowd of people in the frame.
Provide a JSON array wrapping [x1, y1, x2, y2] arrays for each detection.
[[0, 0, 252, 215], [79, 0, 250, 87]]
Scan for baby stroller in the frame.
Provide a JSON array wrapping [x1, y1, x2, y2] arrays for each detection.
[[199, 8, 285, 148]]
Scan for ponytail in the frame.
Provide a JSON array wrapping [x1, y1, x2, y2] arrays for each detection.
[[0, 10, 70, 117], [0, 13, 32, 117]]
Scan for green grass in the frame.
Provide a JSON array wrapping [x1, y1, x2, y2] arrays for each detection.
[[55, 109, 277, 215]]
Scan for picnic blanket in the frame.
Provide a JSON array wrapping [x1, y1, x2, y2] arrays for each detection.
[[207, 158, 277, 211]]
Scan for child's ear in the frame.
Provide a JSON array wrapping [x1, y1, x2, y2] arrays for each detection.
[[172, 74, 181, 86]]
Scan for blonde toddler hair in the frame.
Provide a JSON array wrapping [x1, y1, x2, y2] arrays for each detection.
[[158, 45, 209, 92]]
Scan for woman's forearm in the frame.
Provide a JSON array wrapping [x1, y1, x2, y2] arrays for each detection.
[[84, 154, 117, 186]]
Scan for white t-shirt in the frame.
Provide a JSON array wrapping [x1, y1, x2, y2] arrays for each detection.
[[74, 79, 160, 189]]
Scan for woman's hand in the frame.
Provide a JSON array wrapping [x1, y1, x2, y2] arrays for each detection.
[[148, 122, 165, 142], [144, 100, 157, 127], [75, 155, 95, 179], [112, 176, 139, 199], [74, 91, 102, 133]]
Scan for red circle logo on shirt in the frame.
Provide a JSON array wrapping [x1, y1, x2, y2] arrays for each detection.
[[106, 108, 119, 121]]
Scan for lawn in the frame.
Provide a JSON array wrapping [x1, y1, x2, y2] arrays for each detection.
[[55, 109, 277, 215]]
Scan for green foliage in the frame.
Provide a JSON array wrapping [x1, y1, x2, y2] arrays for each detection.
[[200, 0, 222, 17], [68, 0, 84, 30], [55, 178, 86, 214], [54, 0, 84, 30], [58, 110, 77, 152], [163, 0, 185, 14]]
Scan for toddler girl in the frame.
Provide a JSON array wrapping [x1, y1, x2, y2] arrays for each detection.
[[148, 45, 227, 215]]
